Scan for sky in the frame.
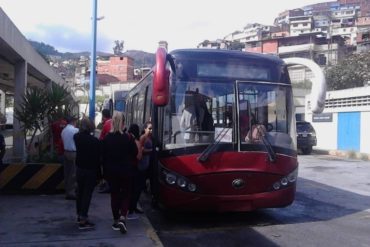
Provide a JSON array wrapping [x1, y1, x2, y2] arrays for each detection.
[[0, 0, 334, 54]]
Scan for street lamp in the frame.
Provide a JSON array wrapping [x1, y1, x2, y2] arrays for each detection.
[[89, 0, 99, 122]]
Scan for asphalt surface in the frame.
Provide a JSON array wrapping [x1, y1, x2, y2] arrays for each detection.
[[1, 146, 369, 247], [139, 153, 370, 247]]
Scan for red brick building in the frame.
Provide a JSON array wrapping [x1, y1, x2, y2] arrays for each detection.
[[97, 55, 134, 85], [245, 39, 279, 54]]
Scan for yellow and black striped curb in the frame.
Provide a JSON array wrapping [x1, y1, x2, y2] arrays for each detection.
[[0, 163, 64, 194]]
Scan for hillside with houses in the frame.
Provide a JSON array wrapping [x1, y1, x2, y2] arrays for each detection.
[[29, 0, 370, 106]]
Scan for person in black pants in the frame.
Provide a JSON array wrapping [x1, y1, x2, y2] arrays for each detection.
[[0, 131, 6, 165], [127, 123, 143, 220], [102, 111, 138, 234], [74, 117, 101, 230]]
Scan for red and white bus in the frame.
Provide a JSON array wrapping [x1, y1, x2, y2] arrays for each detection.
[[125, 48, 326, 212]]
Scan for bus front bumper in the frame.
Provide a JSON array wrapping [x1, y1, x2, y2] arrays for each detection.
[[158, 184, 296, 212]]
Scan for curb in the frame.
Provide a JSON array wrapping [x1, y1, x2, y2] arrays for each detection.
[[141, 214, 164, 247], [0, 163, 64, 194], [313, 148, 370, 161]]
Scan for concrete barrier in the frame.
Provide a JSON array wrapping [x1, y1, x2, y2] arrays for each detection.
[[0, 163, 64, 194]]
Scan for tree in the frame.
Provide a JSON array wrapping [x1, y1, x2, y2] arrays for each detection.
[[201, 40, 210, 47], [229, 41, 245, 51], [45, 83, 72, 122], [14, 83, 75, 161], [113, 40, 124, 55], [14, 87, 48, 154], [325, 51, 370, 90]]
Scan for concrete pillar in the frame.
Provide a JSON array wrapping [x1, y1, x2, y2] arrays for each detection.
[[0, 89, 5, 131], [0, 90, 5, 115], [45, 79, 52, 89], [13, 60, 27, 161]]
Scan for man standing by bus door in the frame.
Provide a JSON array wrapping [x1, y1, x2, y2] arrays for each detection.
[[61, 116, 79, 200], [180, 91, 204, 143]]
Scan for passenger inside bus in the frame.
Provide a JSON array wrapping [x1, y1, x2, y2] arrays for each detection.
[[179, 88, 216, 143], [239, 101, 250, 141], [245, 123, 267, 143], [239, 101, 267, 143], [198, 94, 214, 142], [180, 90, 205, 142]]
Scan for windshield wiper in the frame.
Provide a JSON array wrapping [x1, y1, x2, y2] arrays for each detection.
[[247, 124, 276, 162], [260, 132, 276, 163], [198, 128, 230, 163]]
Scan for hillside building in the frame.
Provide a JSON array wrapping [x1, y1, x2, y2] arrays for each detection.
[[274, 9, 304, 26], [356, 16, 370, 51], [289, 15, 314, 36], [96, 55, 134, 85], [197, 39, 228, 49]]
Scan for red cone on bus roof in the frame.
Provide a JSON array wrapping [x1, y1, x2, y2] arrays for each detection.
[[153, 47, 170, 106]]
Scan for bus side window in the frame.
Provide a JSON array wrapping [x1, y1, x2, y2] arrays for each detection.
[[132, 94, 139, 124], [138, 90, 145, 124], [126, 98, 133, 126], [144, 85, 152, 122]]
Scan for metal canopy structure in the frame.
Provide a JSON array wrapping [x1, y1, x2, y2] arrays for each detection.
[[0, 7, 68, 161], [0, 8, 65, 94]]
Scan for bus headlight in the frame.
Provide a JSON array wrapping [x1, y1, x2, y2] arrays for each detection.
[[272, 168, 298, 191], [187, 183, 197, 192], [281, 177, 288, 186], [165, 173, 176, 185], [177, 178, 187, 188], [273, 182, 281, 190], [287, 169, 298, 183], [160, 167, 197, 193]]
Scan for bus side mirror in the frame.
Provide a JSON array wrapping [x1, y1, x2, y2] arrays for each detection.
[[283, 57, 327, 114], [153, 47, 170, 106]]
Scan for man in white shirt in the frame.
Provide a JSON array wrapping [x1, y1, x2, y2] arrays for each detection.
[[61, 116, 79, 200], [180, 93, 204, 143]]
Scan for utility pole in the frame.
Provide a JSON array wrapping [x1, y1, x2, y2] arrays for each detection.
[[89, 0, 98, 122]]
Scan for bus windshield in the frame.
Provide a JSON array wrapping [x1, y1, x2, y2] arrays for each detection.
[[163, 80, 295, 150], [238, 82, 295, 150], [164, 81, 234, 148]]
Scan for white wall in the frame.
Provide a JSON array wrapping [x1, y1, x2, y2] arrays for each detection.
[[101, 83, 137, 98], [306, 86, 370, 154], [307, 112, 338, 150], [360, 112, 370, 153]]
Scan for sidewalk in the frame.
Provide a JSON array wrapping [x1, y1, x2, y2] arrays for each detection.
[[312, 147, 370, 161], [0, 190, 163, 247]]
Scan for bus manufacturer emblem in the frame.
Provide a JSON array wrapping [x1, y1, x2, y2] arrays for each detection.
[[232, 179, 245, 189]]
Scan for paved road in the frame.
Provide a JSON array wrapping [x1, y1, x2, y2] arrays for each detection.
[[1, 153, 369, 246], [142, 154, 370, 247]]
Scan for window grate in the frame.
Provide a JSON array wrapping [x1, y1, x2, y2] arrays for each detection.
[[308, 95, 370, 109]]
